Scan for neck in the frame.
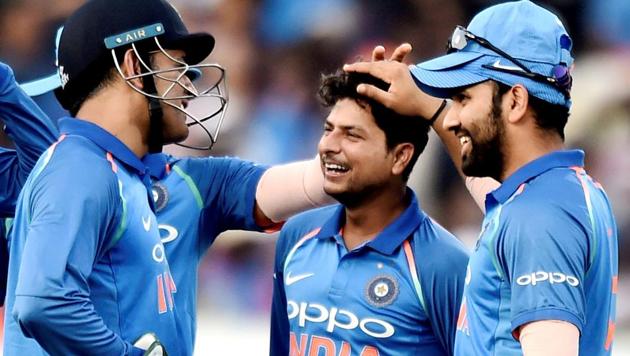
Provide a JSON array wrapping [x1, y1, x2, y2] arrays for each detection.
[[342, 184, 408, 251], [76, 85, 149, 158], [500, 129, 564, 182]]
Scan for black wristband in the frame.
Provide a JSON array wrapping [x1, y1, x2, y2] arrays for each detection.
[[428, 99, 448, 126]]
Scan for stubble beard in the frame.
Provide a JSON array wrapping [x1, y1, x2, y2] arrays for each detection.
[[461, 100, 506, 181]]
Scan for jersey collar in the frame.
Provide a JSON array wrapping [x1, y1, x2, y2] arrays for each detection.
[[143, 153, 170, 179], [489, 149, 585, 206], [315, 189, 426, 255], [58, 117, 148, 176]]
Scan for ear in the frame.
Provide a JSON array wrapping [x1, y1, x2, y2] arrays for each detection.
[[120, 48, 144, 89], [506, 84, 529, 124], [391, 142, 415, 177]]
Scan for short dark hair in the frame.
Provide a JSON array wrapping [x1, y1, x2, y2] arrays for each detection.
[[67, 64, 118, 117], [318, 70, 431, 181], [494, 81, 570, 140], [67, 45, 154, 117]]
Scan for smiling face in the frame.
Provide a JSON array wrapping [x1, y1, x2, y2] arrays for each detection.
[[443, 81, 507, 180], [318, 99, 397, 207]]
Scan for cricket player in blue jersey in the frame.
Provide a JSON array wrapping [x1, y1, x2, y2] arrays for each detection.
[[270, 70, 469, 356], [0, 62, 58, 306], [16, 19, 413, 354], [345, 1, 619, 355], [2, 0, 230, 354]]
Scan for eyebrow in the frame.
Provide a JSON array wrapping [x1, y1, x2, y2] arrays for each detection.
[[325, 120, 367, 134]]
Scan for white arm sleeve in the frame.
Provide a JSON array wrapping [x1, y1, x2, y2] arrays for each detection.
[[465, 176, 500, 213], [255, 156, 335, 223], [519, 320, 579, 356]]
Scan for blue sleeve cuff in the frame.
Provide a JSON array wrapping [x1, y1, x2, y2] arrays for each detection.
[[245, 166, 269, 231], [511, 307, 584, 335]]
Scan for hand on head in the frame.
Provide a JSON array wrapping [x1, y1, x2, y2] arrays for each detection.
[[345, 44, 444, 120], [370, 43, 412, 62]]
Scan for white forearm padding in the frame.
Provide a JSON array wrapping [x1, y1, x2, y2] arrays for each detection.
[[256, 157, 335, 222]]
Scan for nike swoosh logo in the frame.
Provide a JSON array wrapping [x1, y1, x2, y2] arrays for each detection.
[[142, 215, 152, 231], [285, 272, 315, 286], [491, 59, 526, 72]]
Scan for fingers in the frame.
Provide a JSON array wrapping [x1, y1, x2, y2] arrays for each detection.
[[389, 43, 412, 62], [344, 61, 407, 84], [356, 83, 392, 107], [371, 45, 386, 62]]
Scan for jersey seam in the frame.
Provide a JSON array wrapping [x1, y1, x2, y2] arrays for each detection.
[[172, 165, 203, 209]]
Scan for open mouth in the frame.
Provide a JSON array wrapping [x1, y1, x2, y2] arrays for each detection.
[[323, 161, 350, 177]]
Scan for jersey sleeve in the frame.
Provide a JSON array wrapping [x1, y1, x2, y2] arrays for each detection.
[[498, 203, 589, 335], [189, 156, 267, 233], [269, 219, 305, 356], [12, 147, 135, 355], [0, 221, 8, 306], [417, 221, 470, 355], [0, 62, 58, 215]]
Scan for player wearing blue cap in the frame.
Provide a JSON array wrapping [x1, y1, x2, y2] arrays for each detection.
[[0, 62, 58, 307], [270, 70, 469, 356], [344, 1, 618, 355]]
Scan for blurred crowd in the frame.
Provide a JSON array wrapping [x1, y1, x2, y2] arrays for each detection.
[[0, 0, 628, 353]]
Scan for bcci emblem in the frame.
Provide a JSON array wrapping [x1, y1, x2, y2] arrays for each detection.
[[152, 182, 169, 212], [365, 275, 399, 307]]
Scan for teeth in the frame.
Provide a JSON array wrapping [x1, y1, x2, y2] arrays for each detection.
[[324, 163, 348, 172], [459, 136, 471, 145]]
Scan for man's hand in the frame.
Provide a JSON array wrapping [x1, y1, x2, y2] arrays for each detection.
[[344, 52, 444, 120], [134, 333, 168, 356]]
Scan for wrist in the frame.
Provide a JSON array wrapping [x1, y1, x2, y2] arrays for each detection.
[[428, 99, 448, 126]]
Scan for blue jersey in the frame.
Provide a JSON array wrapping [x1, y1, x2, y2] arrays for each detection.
[[0, 62, 57, 218], [454, 150, 618, 355], [4, 118, 181, 356], [143, 153, 267, 354], [270, 190, 469, 356], [0, 62, 57, 306], [0, 221, 8, 306], [0, 62, 57, 216]]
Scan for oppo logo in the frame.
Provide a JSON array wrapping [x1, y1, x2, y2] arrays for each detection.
[[516, 271, 579, 287], [287, 300, 394, 339], [158, 224, 178, 244]]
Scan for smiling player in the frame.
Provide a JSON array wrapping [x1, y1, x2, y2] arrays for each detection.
[[270, 70, 469, 356]]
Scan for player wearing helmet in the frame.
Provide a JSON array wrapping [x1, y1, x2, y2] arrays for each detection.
[[4, 0, 224, 355]]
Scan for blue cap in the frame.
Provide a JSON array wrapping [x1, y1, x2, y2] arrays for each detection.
[[410, 0, 574, 108]]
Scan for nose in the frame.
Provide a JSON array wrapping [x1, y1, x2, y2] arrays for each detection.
[[441, 103, 460, 133], [318, 129, 341, 157], [181, 72, 198, 96]]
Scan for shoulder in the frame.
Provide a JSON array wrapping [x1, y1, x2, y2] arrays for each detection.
[[276, 205, 338, 257], [414, 216, 469, 257], [506, 167, 584, 213], [411, 216, 470, 274], [282, 206, 338, 236], [172, 155, 266, 175], [33, 136, 119, 198], [0, 62, 13, 90], [501, 168, 590, 237]]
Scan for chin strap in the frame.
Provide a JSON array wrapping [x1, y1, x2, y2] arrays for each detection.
[[141, 66, 164, 153], [147, 97, 164, 153]]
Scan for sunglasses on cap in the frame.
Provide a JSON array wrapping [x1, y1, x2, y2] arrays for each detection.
[[447, 26, 572, 98]]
